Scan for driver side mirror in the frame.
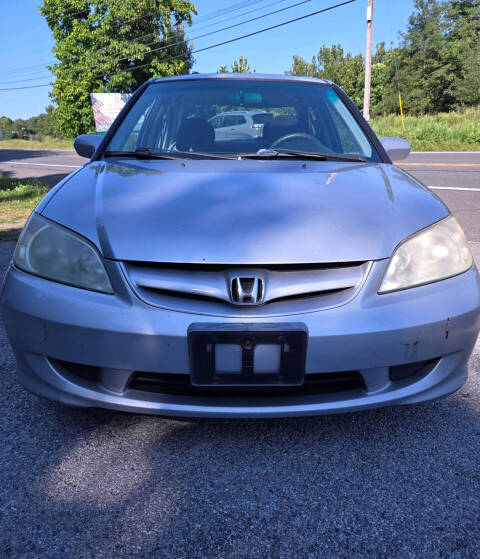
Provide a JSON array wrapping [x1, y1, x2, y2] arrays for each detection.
[[74, 134, 103, 158], [380, 137, 411, 162]]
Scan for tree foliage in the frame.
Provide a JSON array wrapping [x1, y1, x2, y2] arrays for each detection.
[[394, 0, 451, 114], [288, 1, 480, 116], [40, 0, 196, 137], [0, 106, 62, 140], [217, 56, 255, 73], [287, 45, 364, 104], [444, 0, 480, 108]]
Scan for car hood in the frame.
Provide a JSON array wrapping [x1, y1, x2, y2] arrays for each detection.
[[40, 158, 448, 264]]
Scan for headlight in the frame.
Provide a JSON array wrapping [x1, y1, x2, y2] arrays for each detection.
[[14, 213, 113, 294], [379, 215, 472, 294]]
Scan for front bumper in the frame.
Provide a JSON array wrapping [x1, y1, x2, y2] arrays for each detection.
[[1, 259, 480, 417]]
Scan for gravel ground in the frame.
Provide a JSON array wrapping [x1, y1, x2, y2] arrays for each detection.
[[0, 242, 479, 559]]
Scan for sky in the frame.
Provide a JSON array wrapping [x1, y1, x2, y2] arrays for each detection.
[[0, 0, 414, 120]]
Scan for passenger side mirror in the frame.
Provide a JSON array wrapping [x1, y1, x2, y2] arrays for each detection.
[[74, 134, 103, 158], [380, 137, 411, 162]]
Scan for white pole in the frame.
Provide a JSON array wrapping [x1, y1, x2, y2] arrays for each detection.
[[363, 0, 374, 121]]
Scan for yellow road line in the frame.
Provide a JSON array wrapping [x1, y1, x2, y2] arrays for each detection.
[[398, 162, 480, 167]]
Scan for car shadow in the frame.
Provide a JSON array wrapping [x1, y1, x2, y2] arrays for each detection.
[[0, 148, 75, 161], [1, 168, 72, 188], [0, 227, 23, 242], [0, 354, 479, 557]]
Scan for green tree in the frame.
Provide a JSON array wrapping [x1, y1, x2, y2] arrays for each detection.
[[373, 41, 386, 64], [0, 116, 15, 139], [394, 0, 452, 114], [354, 62, 389, 116], [444, 0, 480, 108], [217, 56, 255, 73], [43, 105, 63, 137], [375, 47, 405, 115], [286, 45, 364, 103], [40, 0, 197, 137], [285, 1, 480, 116], [24, 106, 63, 139]]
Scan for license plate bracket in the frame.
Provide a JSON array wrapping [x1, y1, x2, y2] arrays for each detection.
[[188, 323, 307, 387]]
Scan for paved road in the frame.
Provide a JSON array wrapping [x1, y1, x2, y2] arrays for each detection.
[[399, 151, 480, 190], [0, 148, 82, 187], [1, 147, 479, 187], [0, 149, 479, 558], [1, 147, 478, 242]]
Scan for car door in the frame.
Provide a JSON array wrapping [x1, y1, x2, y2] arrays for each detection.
[[210, 115, 225, 140]]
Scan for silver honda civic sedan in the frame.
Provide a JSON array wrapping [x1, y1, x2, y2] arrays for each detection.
[[2, 74, 479, 417]]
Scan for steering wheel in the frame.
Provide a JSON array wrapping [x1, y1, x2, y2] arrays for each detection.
[[270, 132, 329, 152]]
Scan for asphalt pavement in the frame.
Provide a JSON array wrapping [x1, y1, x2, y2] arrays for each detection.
[[0, 148, 479, 558], [0, 148, 83, 187]]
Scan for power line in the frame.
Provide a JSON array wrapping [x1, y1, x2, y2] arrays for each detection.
[[0, 1, 268, 76], [0, 0, 287, 80], [0, 0, 357, 91], [0, 0, 303, 85], [0, 11, 172, 76], [90, 0, 322, 76], [0, 74, 56, 86], [192, 0, 269, 23], [0, 83, 51, 92], [180, 0, 291, 35], [101, 0, 357, 78]]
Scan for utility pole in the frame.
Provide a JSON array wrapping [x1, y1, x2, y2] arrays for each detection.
[[363, 0, 374, 121]]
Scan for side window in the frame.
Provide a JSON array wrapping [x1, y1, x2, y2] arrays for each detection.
[[324, 89, 373, 157], [253, 113, 274, 125], [210, 116, 223, 129], [222, 115, 246, 127], [308, 105, 339, 152], [223, 115, 236, 127], [108, 92, 157, 151]]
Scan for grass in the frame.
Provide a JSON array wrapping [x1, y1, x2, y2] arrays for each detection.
[[0, 177, 49, 241], [0, 136, 74, 150], [370, 108, 480, 151]]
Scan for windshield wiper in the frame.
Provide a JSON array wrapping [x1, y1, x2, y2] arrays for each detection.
[[103, 147, 235, 160], [171, 150, 235, 160], [240, 148, 367, 163], [103, 147, 181, 160]]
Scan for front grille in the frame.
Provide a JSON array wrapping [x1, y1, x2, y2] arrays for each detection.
[[127, 371, 365, 398], [123, 261, 371, 316]]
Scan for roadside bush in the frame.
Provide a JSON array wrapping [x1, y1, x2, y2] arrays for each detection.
[[371, 108, 480, 151]]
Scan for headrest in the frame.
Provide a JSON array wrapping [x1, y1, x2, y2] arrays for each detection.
[[266, 115, 299, 128], [176, 118, 215, 151], [262, 115, 303, 144]]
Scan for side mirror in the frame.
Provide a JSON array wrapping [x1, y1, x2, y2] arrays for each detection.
[[380, 137, 411, 162], [74, 134, 103, 158]]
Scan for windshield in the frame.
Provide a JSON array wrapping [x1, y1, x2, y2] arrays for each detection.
[[106, 79, 380, 161]]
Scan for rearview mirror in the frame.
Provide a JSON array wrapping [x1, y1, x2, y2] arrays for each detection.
[[74, 134, 103, 158], [380, 137, 411, 162]]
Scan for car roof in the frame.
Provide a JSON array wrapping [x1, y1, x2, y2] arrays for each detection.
[[150, 73, 332, 86], [213, 110, 250, 115]]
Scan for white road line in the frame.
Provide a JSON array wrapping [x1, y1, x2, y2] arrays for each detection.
[[411, 151, 480, 155], [1, 161, 80, 169], [429, 186, 480, 192]]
